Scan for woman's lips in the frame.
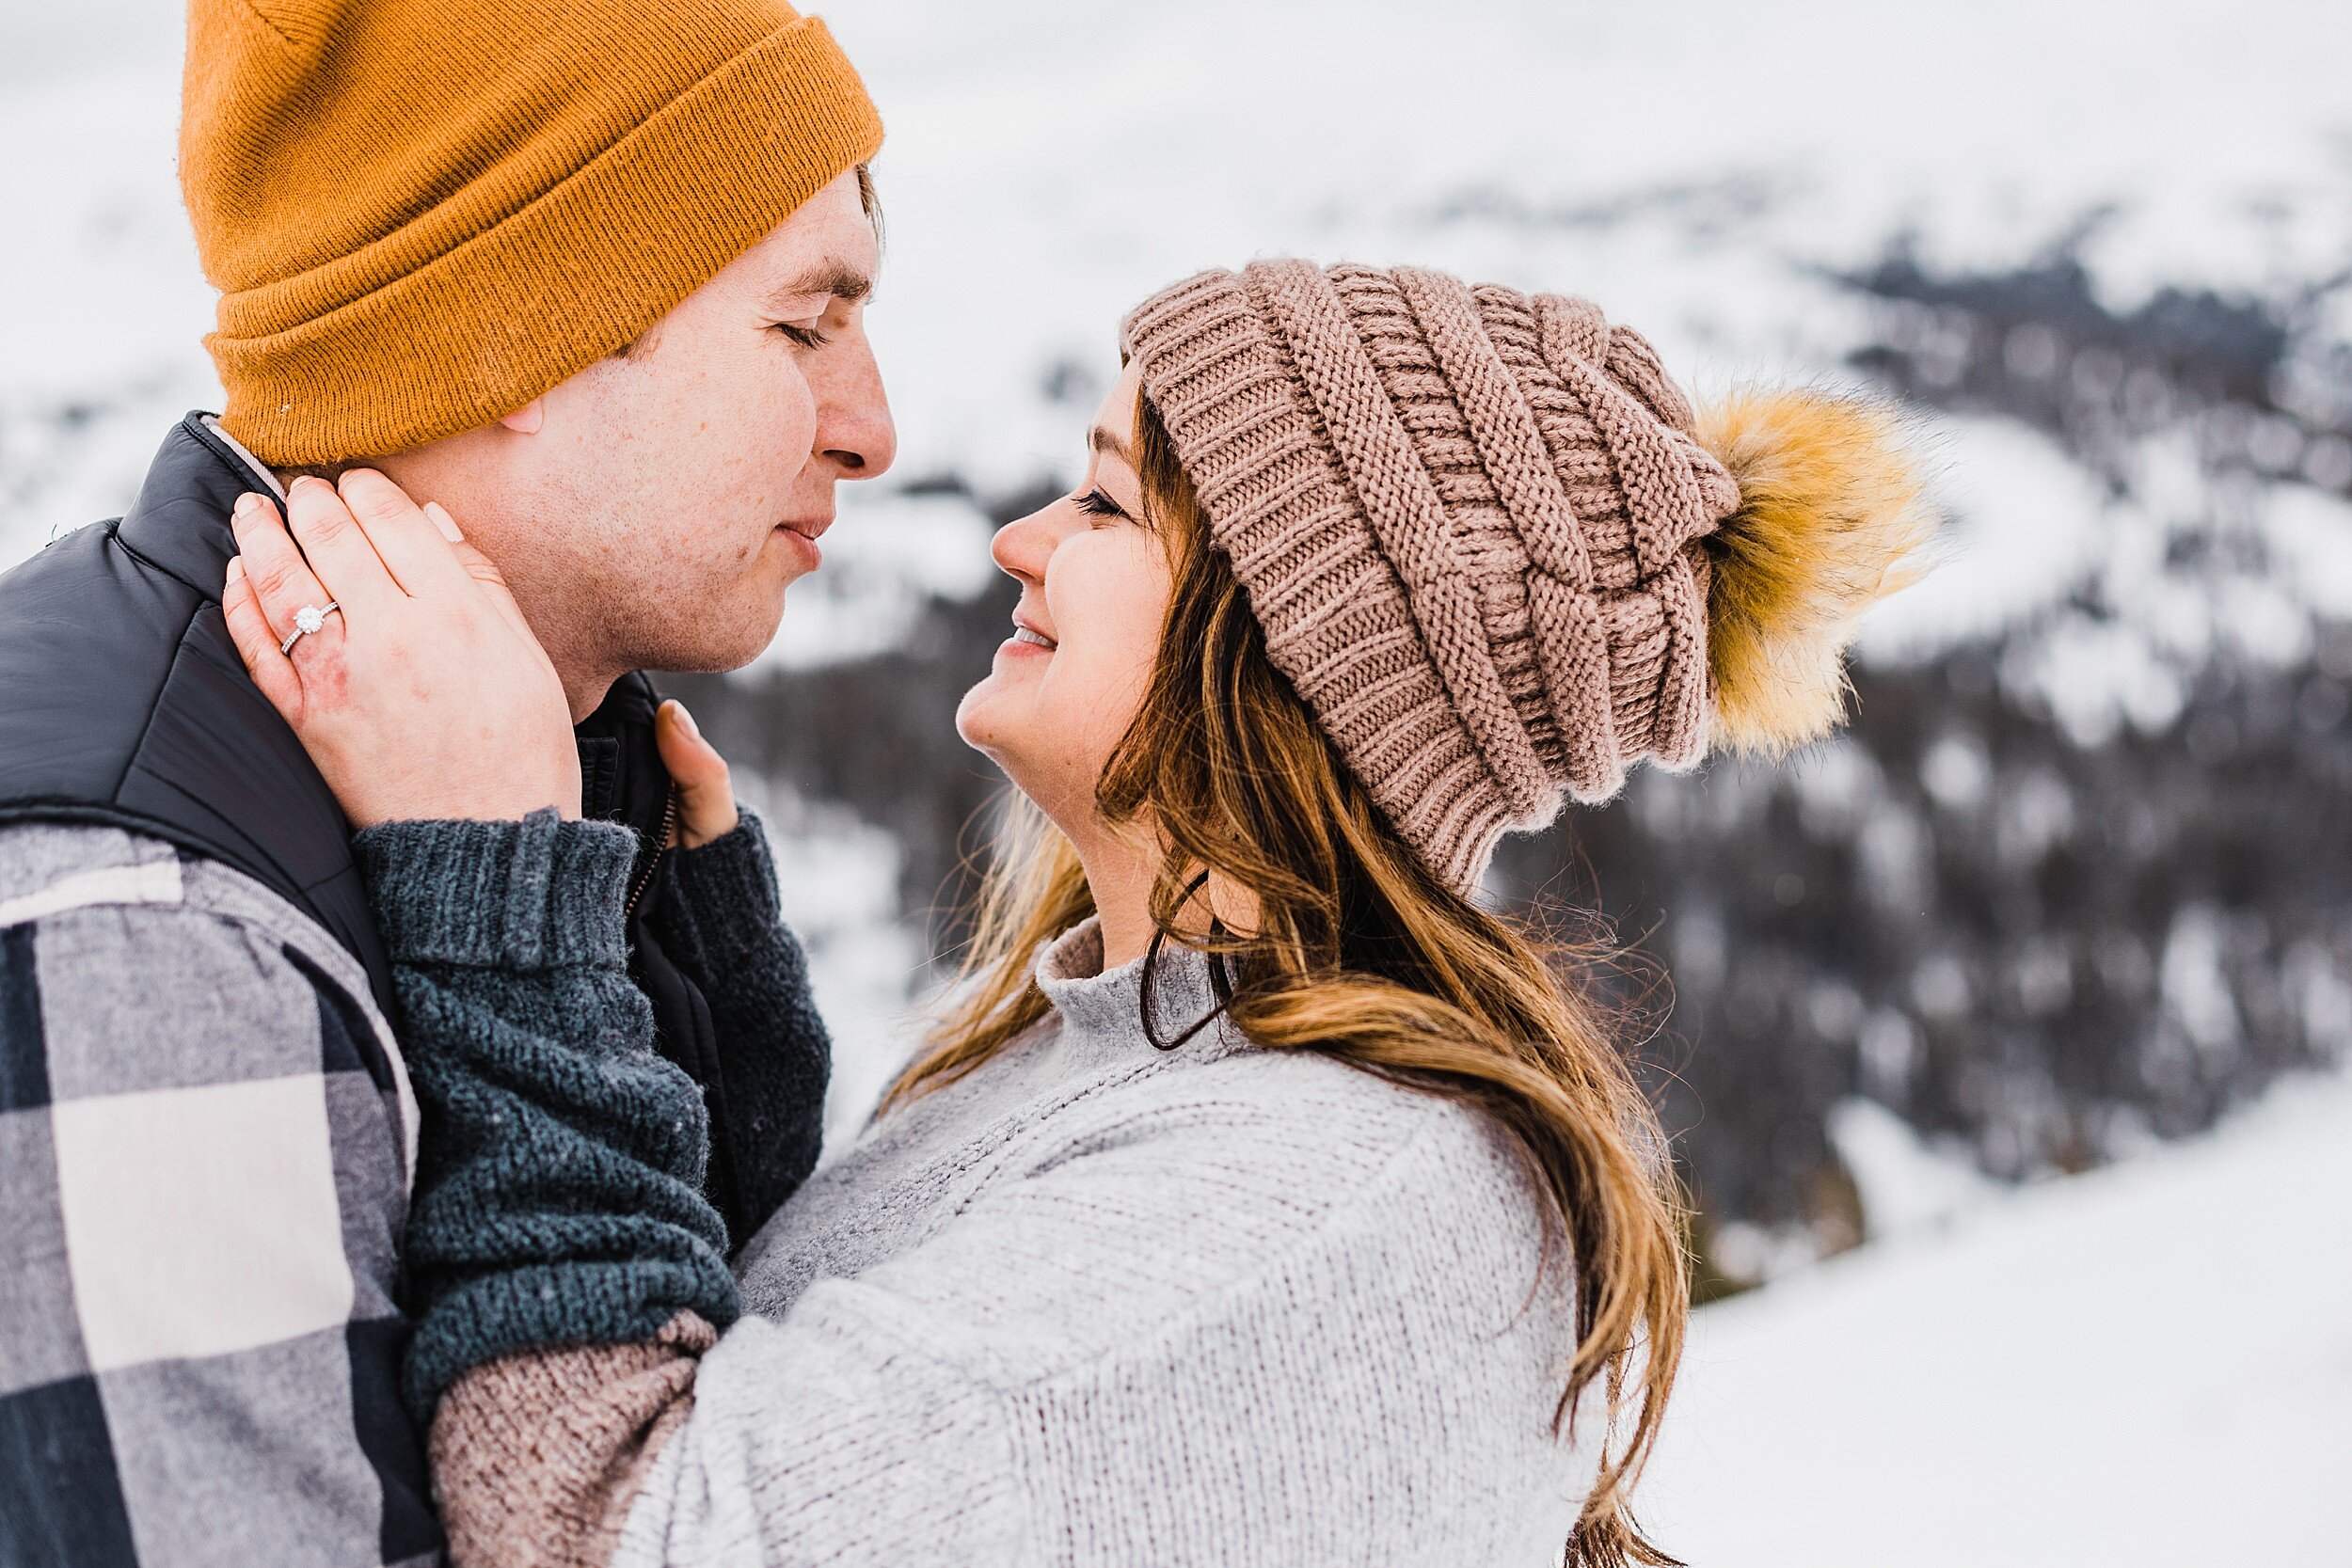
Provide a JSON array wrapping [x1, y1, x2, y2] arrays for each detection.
[[1001, 616, 1057, 657]]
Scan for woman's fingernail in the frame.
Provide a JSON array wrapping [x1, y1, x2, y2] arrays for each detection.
[[231, 492, 262, 523], [668, 700, 702, 739], [224, 554, 245, 586], [423, 501, 463, 542]]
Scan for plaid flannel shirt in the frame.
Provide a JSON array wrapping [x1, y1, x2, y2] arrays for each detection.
[[0, 820, 440, 1567]]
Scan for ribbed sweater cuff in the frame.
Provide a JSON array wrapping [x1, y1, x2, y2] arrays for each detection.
[[662, 809, 783, 969], [354, 811, 636, 970], [403, 1257, 739, 1425]]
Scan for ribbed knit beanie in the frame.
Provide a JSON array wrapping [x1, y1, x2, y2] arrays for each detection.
[[1124, 261, 1933, 895], [181, 0, 882, 466]]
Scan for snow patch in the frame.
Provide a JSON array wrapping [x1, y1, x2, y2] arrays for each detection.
[[1826, 1096, 1999, 1239], [1644, 1066, 2352, 1566]]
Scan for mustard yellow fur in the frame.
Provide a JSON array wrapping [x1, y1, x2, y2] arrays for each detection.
[[1693, 388, 1938, 754]]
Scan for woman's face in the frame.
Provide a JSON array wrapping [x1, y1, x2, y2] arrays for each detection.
[[956, 361, 1167, 832]]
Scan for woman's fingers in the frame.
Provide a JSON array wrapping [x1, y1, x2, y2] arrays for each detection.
[[221, 554, 307, 721], [423, 502, 541, 647], [336, 468, 473, 596], [282, 474, 400, 610], [229, 492, 336, 652], [656, 701, 739, 847]]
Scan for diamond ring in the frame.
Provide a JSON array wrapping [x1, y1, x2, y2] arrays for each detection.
[[279, 601, 342, 657]]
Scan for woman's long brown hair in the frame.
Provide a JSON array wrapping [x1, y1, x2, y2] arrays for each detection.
[[887, 392, 1691, 1567]]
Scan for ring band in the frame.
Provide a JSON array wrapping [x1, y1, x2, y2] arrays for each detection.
[[280, 602, 342, 657]]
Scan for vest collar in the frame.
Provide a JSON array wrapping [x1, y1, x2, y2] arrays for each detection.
[[109, 413, 272, 602]]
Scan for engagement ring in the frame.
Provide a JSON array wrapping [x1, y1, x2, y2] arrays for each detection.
[[279, 601, 342, 657]]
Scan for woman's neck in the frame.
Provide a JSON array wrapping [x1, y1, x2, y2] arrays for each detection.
[[1072, 825, 1163, 972], [1070, 817, 1255, 973]]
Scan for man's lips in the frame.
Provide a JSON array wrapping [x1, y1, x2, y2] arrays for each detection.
[[776, 515, 833, 542]]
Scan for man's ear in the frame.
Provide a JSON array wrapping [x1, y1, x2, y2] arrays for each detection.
[[499, 398, 546, 436]]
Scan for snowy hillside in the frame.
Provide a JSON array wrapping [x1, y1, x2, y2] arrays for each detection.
[[1642, 1065, 2352, 1564], [2, 5, 2348, 1544], [10, 0, 2352, 617]]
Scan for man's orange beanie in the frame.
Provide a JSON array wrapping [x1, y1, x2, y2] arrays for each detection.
[[180, 0, 882, 466]]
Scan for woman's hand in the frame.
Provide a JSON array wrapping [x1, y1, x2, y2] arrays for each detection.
[[221, 470, 582, 828], [656, 699, 741, 848]]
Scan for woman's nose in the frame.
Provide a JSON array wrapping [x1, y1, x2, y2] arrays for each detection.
[[990, 505, 1057, 584]]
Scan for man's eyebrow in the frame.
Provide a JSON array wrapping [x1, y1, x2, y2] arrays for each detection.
[[1089, 425, 1133, 465], [763, 262, 873, 309]]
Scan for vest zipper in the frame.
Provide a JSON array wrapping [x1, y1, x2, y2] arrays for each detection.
[[625, 784, 680, 922]]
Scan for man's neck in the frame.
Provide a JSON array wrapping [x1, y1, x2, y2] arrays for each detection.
[[560, 666, 618, 726], [246, 431, 622, 726]]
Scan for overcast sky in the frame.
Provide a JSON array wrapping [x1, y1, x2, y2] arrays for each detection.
[[0, 0, 183, 87]]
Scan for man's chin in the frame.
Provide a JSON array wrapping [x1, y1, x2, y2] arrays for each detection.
[[632, 607, 786, 677]]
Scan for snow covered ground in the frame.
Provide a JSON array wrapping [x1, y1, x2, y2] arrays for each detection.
[[1643, 1065, 2352, 1565]]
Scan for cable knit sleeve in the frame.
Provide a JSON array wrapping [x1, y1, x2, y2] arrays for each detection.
[[353, 811, 739, 1424]]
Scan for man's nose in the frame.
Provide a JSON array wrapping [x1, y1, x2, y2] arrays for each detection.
[[815, 336, 896, 480]]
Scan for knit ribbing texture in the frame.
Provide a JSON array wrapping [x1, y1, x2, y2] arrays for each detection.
[[651, 814, 833, 1243], [1124, 261, 1742, 894], [634, 920, 1599, 1563], [182, 0, 882, 465], [356, 812, 739, 1422]]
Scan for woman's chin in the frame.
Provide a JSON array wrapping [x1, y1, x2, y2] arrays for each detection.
[[956, 688, 1054, 784], [953, 682, 1009, 754], [957, 657, 1045, 736]]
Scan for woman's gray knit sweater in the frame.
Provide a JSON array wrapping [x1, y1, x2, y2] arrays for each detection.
[[613, 917, 1601, 1566]]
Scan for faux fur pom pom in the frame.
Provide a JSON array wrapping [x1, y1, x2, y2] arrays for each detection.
[[1693, 388, 1938, 754]]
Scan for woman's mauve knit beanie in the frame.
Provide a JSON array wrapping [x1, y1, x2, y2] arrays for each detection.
[[180, 0, 881, 466], [1123, 260, 1935, 895]]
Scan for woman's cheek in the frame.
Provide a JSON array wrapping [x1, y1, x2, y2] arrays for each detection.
[[1086, 634, 1161, 771]]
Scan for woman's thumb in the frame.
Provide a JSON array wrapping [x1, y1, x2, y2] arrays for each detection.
[[657, 700, 739, 848]]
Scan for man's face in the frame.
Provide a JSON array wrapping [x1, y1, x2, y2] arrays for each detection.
[[381, 170, 894, 699]]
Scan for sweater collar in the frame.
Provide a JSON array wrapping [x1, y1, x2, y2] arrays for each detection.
[[1034, 917, 1234, 1061]]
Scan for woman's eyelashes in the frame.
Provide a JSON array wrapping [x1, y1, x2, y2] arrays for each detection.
[[1075, 488, 1126, 521]]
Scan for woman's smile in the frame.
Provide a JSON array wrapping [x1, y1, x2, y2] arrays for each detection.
[[997, 606, 1063, 657]]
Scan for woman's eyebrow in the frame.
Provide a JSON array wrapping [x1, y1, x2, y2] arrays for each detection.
[[1089, 426, 1133, 465]]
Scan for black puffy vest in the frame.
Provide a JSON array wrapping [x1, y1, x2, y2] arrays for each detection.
[[0, 415, 743, 1227]]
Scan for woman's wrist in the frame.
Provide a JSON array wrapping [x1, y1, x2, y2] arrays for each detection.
[[354, 808, 638, 971], [665, 808, 781, 933]]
